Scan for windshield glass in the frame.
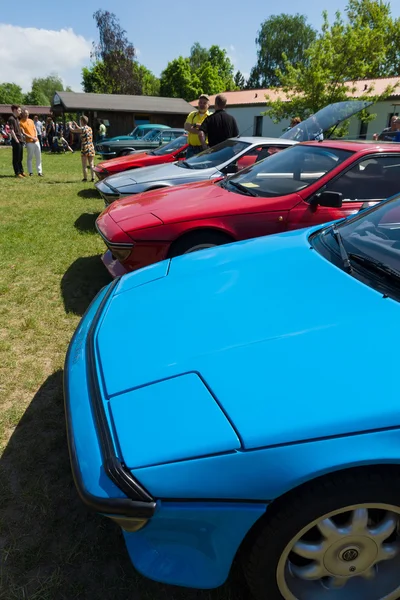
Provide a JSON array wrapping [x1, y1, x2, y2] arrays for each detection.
[[142, 129, 161, 141], [225, 145, 353, 197], [152, 135, 188, 156], [280, 100, 372, 142], [177, 139, 250, 170], [331, 195, 400, 276]]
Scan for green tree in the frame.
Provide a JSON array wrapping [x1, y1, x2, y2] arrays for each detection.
[[207, 45, 236, 90], [0, 83, 24, 105], [82, 61, 160, 96], [189, 42, 209, 71], [248, 14, 317, 88], [91, 10, 141, 94], [160, 57, 202, 101], [23, 74, 66, 105], [345, 0, 400, 76], [134, 64, 160, 96], [264, 4, 398, 124], [234, 71, 246, 89]]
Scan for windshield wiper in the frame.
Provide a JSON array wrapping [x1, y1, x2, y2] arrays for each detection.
[[348, 253, 400, 282], [179, 160, 193, 169], [228, 180, 258, 197], [331, 225, 352, 271]]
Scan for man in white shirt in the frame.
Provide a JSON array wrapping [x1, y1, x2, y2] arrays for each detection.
[[34, 115, 43, 149]]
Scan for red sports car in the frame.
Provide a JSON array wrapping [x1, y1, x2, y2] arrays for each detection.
[[96, 140, 400, 277], [93, 135, 188, 180]]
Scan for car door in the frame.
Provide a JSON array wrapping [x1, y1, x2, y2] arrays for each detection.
[[286, 154, 400, 230]]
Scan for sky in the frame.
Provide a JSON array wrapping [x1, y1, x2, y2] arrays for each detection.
[[1, 0, 400, 93]]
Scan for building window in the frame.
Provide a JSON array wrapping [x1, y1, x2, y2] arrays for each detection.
[[254, 116, 263, 136]]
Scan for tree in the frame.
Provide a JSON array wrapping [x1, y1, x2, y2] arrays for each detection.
[[207, 45, 236, 90], [134, 65, 160, 96], [234, 71, 246, 89], [83, 61, 160, 96], [248, 14, 317, 88], [91, 10, 141, 95], [23, 74, 66, 105], [345, 0, 400, 76], [264, 3, 398, 124], [160, 57, 201, 101], [0, 83, 24, 105], [189, 43, 209, 71]]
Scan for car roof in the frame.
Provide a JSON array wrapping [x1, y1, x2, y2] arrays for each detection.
[[302, 140, 400, 152], [237, 136, 297, 145]]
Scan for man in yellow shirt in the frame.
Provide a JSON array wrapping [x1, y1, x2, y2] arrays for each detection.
[[20, 109, 43, 176], [184, 94, 211, 159]]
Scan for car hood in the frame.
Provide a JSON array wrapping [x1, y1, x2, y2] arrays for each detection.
[[103, 162, 216, 187], [98, 152, 149, 170], [104, 135, 137, 143], [281, 100, 373, 141], [96, 227, 400, 452]]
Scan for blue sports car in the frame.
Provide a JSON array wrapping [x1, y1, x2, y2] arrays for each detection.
[[64, 193, 400, 600]]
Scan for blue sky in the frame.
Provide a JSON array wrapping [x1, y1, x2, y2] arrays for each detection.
[[1, 0, 400, 92]]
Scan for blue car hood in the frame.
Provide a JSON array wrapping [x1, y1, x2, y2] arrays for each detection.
[[97, 228, 400, 451]]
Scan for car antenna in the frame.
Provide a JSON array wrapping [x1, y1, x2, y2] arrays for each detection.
[[325, 120, 341, 140]]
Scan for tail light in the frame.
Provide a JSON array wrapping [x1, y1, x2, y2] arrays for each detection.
[[109, 245, 133, 262]]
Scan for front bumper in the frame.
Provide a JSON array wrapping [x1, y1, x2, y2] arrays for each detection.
[[63, 280, 156, 518]]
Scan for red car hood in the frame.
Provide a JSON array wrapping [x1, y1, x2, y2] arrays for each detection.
[[107, 180, 235, 224], [97, 152, 150, 172], [107, 179, 299, 227]]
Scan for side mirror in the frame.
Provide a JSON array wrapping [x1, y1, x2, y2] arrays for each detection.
[[224, 163, 239, 175], [311, 191, 343, 208]]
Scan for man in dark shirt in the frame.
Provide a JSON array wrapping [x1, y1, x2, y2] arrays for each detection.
[[198, 94, 239, 149], [8, 104, 25, 177]]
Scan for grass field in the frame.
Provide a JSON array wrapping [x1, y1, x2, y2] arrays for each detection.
[[0, 149, 244, 600]]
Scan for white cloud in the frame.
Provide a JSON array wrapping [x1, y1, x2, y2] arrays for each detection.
[[0, 24, 92, 92]]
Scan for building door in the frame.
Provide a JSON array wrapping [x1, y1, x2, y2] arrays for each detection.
[[254, 116, 263, 136]]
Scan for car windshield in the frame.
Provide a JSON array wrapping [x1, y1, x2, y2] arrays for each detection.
[[177, 139, 250, 170], [224, 145, 353, 197], [312, 194, 400, 297], [128, 127, 148, 138], [142, 130, 161, 141], [280, 100, 373, 142], [151, 135, 188, 156]]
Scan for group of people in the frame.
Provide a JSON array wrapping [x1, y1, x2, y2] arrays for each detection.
[[6, 105, 95, 179], [184, 93, 239, 158]]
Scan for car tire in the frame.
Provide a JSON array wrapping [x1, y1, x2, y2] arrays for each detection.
[[118, 149, 134, 157], [243, 467, 400, 600], [169, 231, 233, 257]]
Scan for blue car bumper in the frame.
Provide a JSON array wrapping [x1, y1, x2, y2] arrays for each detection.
[[64, 278, 267, 589]]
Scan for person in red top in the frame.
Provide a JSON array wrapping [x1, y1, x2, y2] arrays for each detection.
[[8, 104, 25, 177]]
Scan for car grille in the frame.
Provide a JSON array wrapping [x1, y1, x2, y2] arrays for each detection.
[[97, 145, 109, 153]]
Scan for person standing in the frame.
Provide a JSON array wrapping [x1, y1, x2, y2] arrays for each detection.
[[184, 94, 211, 158], [69, 116, 95, 181], [198, 94, 239, 149], [46, 117, 56, 152], [8, 104, 25, 178], [34, 115, 43, 149], [98, 119, 107, 141], [20, 109, 43, 177]]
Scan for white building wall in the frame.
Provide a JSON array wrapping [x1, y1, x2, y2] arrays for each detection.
[[226, 100, 400, 140]]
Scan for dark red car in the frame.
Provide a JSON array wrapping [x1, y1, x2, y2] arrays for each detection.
[[96, 140, 400, 277], [93, 135, 188, 180]]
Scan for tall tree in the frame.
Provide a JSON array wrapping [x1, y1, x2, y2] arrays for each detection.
[[160, 57, 201, 101], [207, 45, 236, 90], [264, 4, 398, 124], [189, 43, 209, 71], [248, 14, 317, 88], [82, 61, 160, 96], [234, 71, 246, 89], [24, 74, 67, 105], [0, 83, 24, 105], [91, 10, 141, 95]]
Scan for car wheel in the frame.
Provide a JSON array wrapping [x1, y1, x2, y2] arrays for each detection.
[[243, 468, 400, 600], [169, 231, 233, 257], [118, 149, 134, 157]]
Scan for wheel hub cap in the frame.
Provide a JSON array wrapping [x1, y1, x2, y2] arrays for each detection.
[[323, 536, 378, 577], [277, 504, 400, 599]]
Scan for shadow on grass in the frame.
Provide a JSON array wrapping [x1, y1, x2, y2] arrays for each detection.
[[78, 189, 100, 199], [0, 371, 245, 600], [61, 255, 112, 316], [74, 212, 101, 234]]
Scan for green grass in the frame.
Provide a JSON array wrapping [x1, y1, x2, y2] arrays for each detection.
[[0, 149, 244, 600]]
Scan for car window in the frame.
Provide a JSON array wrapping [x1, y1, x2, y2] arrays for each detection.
[[236, 145, 289, 170], [178, 139, 250, 170], [324, 155, 400, 202], [161, 131, 174, 142], [152, 135, 188, 156], [224, 145, 353, 197]]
